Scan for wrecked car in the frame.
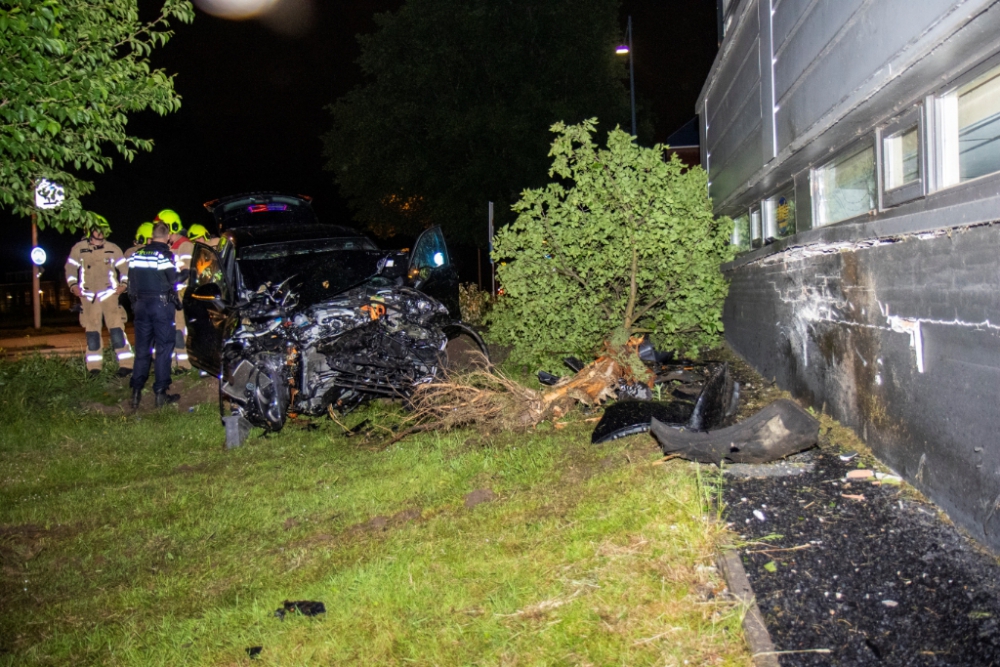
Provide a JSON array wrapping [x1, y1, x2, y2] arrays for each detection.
[[182, 192, 485, 439]]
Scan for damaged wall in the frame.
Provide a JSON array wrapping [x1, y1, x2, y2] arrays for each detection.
[[724, 222, 1000, 550]]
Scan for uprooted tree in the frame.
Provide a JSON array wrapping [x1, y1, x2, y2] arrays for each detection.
[[489, 119, 734, 368]]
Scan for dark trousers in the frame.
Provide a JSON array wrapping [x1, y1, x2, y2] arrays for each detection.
[[130, 297, 176, 393]]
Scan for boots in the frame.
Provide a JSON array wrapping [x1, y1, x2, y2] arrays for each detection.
[[130, 387, 142, 409], [155, 391, 180, 408]]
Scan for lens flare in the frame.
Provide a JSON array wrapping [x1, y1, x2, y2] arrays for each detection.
[[194, 0, 279, 19]]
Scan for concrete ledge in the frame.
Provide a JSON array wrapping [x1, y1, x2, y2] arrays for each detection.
[[717, 549, 780, 667]]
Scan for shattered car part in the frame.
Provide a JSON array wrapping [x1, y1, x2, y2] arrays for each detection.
[[649, 398, 819, 464], [274, 600, 326, 620], [219, 280, 453, 434], [591, 364, 737, 444], [183, 194, 486, 444]]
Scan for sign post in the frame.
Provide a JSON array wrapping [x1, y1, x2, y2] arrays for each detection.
[[32, 179, 65, 329], [488, 201, 495, 295]]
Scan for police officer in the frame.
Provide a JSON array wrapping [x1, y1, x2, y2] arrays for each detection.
[[128, 222, 181, 409], [154, 209, 193, 372], [64, 221, 133, 377]]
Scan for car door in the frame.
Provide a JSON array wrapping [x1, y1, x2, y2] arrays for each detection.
[[408, 226, 460, 318], [183, 243, 230, 375]]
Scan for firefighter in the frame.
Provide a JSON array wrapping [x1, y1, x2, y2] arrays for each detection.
[[187, 223, 218, 247], [125, 222, 154, 260], [127, 222, 181, 408], [64, 221, 133, 377], [154, 209, 193, 371]]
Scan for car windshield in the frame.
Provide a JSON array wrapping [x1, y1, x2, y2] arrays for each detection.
[[238, 238, 385, 304]]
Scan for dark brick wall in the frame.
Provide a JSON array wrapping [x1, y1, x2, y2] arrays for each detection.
[[724, 224, 1000, 551]]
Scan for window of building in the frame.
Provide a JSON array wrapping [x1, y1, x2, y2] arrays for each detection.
[[731, 213, 751, 251], [939, 62, 1000, 187], [880, 108, 923, 208], [813, 141, 877, 226], [750, 206, 763, 248], [766, 185, 796, 239]]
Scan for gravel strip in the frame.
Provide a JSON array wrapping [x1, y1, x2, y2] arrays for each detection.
[[723, 448, 1000, 666]]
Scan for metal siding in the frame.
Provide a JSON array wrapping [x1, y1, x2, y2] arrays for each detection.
[[710, 124, 764, 203], [706, 40, 761, 146], [759, 0, 777, 161], [773, 0, 866, 103], [776, 0, 958, 151], [771, 0, 814, 54]]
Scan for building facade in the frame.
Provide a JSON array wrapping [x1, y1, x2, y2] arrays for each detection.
[[699, 0, 1000, 549]]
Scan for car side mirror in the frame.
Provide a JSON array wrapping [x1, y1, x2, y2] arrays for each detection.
[[192, 283, 223, 303]]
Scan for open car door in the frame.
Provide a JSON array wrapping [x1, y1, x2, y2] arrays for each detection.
[[183, 243, 230, 376], [407, 226, 460, 318]]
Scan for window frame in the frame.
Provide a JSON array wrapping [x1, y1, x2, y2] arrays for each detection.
[[878, 106, 925, 209], [929, 52, 1000, 192], [810, 137, 878, 227]]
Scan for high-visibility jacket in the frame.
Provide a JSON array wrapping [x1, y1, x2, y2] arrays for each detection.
[[171, 237, 194, 293], [64, 240, 128, 302]]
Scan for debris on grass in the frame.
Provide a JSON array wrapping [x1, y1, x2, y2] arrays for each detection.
[[274, 600, 326, 620]]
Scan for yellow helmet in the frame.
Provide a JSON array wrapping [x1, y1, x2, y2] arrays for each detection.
[[187, 223, 210, 241], [135, 222, 154, 245], [88, 214, 110, 238], [155, 209, 182, 234]]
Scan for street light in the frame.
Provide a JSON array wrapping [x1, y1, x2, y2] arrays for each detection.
[[616, 15, 636, 137]]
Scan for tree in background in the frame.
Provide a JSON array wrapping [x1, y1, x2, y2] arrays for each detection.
[[0, 0, 194, 233], [323, 0, 636, 245], [489, 119, 733, 368]]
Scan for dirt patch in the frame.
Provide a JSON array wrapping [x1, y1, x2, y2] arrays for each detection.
[[464, 488, 497, 509], [724, 448, 1000, 665], [351, 508, 424, 536], [283, 518, 300, 531], [80, 372, 218, 416]]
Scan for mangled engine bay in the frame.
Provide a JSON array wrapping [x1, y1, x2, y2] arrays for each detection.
[[221, 278, 456, 433]]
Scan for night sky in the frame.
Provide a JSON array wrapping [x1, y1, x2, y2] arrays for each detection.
[[4, 0, 718, 278]]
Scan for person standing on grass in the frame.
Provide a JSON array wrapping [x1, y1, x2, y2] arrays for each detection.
[[127, 222, 182, 409], [64, 221, 133, 377]]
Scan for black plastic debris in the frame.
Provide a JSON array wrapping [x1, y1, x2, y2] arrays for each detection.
[[650, 398, 819, 464], [246, 646, 263, 659], [591, 364, 737, 444], [591, 400, 695, 444], [274, 600, 326, 620], [537, 371, 561, 386], [686, 363, 737, 432], [616, 380, 653, 401], [637, 338, 674, 365], [563, 357, 585, 373]]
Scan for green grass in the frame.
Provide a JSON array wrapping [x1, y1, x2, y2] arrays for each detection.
[[0, 355, 749, 666]]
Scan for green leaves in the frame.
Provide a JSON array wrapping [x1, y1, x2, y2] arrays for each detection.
[[0, 0, 194, 233], [489, 120, 734, 369]]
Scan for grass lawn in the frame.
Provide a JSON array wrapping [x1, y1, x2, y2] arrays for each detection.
[[0, 355, 749, 666]]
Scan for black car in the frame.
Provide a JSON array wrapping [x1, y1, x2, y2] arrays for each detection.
[[182, 193, 483, 438]]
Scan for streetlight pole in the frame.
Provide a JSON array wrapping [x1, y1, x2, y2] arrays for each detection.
[[617, 16, 637, 137]]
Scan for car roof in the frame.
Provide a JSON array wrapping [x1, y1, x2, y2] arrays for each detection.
[[223, 224, 374, 249]]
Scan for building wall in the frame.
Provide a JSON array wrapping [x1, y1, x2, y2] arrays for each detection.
[[725, 222, 1000, 549], [700, 0, 1000, 550]]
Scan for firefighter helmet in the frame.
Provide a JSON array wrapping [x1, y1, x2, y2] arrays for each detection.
[[135, 222, 154, 245], [187, 223, 210, 241], [155, 209, 183, 234]]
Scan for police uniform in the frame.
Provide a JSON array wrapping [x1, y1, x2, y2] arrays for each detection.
[[170, 236, 193, 370], [128, 241, 179, 399], [64, 238, 133, 373]]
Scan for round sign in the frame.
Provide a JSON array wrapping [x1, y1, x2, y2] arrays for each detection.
[[34, 179, 65, 210], [30, 247, 47, 266]]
